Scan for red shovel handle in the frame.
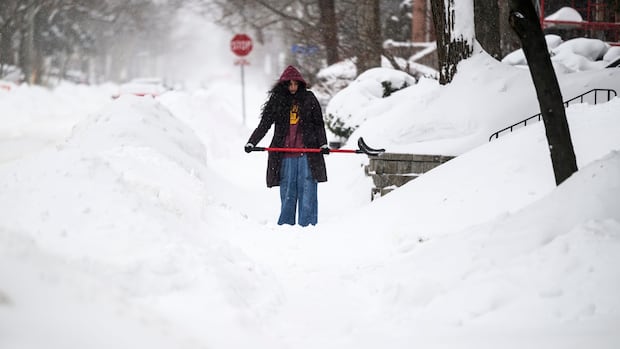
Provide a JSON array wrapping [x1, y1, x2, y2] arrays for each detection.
[[248, 138, 384, 156], [257, 147, 359, 154]]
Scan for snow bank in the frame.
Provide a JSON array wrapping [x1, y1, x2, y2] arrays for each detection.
[[348, 48, 620, 155], [0, 82, 115, 162], [0, 82, 114, 139], [603, 47, 620, 63], [0, 95, 284, 348], [0, 96, 208, 260], [546, 7, 583, 22], [503, 35, 612, 73], [1, 29, 619, 349], [325, 67, 417, 137]]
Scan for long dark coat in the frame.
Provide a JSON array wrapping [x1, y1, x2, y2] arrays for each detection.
[[247, 84, 328, 188]]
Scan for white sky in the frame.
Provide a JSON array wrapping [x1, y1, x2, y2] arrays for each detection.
[[1, 14, 620, 349]]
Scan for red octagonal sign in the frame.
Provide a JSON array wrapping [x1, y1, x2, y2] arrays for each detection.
[[231, 34, 253, 57]]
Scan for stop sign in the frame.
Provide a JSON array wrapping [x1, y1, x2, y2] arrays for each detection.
[[231, 34, 253, 57]]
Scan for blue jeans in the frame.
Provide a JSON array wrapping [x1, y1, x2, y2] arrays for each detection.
[[278, 155, 318, 226]]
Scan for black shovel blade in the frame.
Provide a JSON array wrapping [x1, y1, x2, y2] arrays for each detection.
[[357, 137, 385, 156]]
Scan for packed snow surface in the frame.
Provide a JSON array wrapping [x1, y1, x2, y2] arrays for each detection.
[[1, 39, 619, 348]]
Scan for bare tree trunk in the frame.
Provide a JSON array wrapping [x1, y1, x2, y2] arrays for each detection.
[[318, 0, 339, 65], [356, 0, 382, 74], [31, 3, 50, 85], [0, 0, 19, 72], [0, 30, 15, 69], [509, 0, 578, 185], [498, 0, 520, 58], [430, 0, 474, 84], [474, 0, 501, 59], [21, 5, 37, 84]]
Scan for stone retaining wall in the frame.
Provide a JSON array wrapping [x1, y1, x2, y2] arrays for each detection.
[[365, 153, 455, 199]]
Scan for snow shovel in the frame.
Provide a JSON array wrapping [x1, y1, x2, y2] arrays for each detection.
[[249, 137, 385, 156]]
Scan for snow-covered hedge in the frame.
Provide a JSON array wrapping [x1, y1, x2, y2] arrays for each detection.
[[324, 67, 416, 140], [502, 35, 617, 72]]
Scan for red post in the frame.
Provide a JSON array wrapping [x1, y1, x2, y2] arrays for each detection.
[[231, 34, 253, 126], [540, 0, 545, 28]]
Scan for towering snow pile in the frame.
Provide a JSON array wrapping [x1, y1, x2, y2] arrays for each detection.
[[0, 95, 285, 348], [0, 96, 209, 260]]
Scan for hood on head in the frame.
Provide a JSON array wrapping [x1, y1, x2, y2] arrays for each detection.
[[278, 65, 307, 85]]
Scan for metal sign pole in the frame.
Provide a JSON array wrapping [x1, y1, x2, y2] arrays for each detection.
[[230, 34, 252, 126], [241, 63, 246, 126]]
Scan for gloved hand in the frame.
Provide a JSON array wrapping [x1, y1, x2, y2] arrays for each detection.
[[244, 143, 254, 153], [320, 144, 330, 155]]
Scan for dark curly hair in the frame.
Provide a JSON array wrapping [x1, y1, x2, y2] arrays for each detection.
[[261, 80, 307, 117]]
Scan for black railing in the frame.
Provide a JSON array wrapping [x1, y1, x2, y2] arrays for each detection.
[[489, 88, 617, 141]]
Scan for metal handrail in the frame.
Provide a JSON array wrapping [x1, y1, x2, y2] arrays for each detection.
[[489, 88, 617, 141]]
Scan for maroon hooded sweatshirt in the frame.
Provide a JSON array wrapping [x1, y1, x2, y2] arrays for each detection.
[[280, 67, 306, 154], [246, 65, 328, 187]]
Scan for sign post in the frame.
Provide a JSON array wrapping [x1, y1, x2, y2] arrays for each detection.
[[231, 34, 253, 125]]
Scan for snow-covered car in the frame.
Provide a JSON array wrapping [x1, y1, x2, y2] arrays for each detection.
[[112, 77, 169, 99]]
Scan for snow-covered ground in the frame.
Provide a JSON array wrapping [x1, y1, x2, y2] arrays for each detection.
[[1, 39, 619, 348]]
